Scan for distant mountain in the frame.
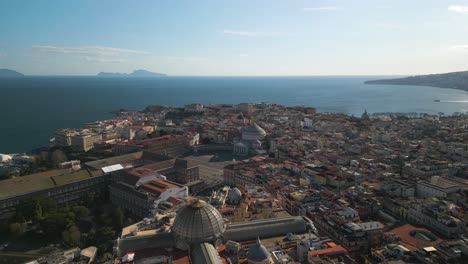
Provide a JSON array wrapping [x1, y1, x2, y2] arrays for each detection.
[[0, 69, 25, 77], [365, 71, 468, 91], [97, 69, 166, 77]]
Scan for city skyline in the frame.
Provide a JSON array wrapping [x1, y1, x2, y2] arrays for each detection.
[[1, 0, 468, 76]]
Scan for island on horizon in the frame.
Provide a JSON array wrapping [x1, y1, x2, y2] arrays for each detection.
[[0, 69, 25, 77], [97, 69, 166, 77], [365, 70, 468, 91]]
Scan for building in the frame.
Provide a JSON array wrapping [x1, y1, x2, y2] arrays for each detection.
[[233, 123, 267, 156], [224, 161, 264, 188], [416, 176, 459, 198], [141, 158, 200, 185], [112, 135, 187, 156], [109, 182, 151, 218], [406, 200, 465, 238], [58, 160, 81, 170], [314, 211, 385, 257], [71, 133, 102, 152], [0, 169, 108, 217], [308, 241, 348, 263], [237, 103, 254, 114], [114, 199, 317, 263], [384, 224, 443, 251], [246, 237, 273, 264], [110, 179, 188, 218], [54, 129, 76, 147], [184, 103, 204, 112], [0, 151, 171, 218]]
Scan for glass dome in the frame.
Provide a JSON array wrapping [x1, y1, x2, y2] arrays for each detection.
[[172, 200, 225, 245]]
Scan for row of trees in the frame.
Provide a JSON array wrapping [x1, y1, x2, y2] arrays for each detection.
[[2, 192, 131, 257]]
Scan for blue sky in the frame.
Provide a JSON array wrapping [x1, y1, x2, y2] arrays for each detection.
[[1, 0, 468, 75]]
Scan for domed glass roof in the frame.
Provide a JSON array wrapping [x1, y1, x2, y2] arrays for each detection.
[[242, 123, 266, 136], [172, 200, 225, 244], [247, 237, 270, 262]]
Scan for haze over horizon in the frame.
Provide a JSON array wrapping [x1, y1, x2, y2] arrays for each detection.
[[1, 0, 468, 76]]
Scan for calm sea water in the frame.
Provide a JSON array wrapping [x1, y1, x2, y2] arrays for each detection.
[[1, 76, 468, 153]]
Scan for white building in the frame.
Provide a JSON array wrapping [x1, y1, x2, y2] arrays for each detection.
[[416, 176, 459, 198], [184, 103, 204, 112]]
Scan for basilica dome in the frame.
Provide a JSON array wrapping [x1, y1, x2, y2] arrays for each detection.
[[172, 200, 225, 245], [241, 123, 266, 141]]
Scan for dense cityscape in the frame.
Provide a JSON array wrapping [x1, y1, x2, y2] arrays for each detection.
[[0, 102, 466, 263]]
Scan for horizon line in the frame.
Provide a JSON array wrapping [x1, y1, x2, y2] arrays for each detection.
[[1, 74, 410, 78]]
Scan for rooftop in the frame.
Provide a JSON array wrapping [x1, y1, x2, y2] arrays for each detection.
[[386, 224, 443, 251], [0, 169, 93, 200]]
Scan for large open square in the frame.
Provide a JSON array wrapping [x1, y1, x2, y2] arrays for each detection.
[[182, 152, 236, 186]]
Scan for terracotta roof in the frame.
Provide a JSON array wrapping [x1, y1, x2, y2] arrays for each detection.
[[386, 224, 443, 251], [309, 242, 347, 257], [140, 180, 182, 197]]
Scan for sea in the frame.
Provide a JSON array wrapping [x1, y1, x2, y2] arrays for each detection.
[[1, 76, 468, 153]]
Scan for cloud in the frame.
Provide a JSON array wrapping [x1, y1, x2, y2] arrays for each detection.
[[448, 5, 468, 13], [32, 45, 149, 56], [303, 6, 338, 12], [450, 45, 468, 50], [223, 29, 279, 37], [374, 23, 404, 30], [84, 57, 126, 63], [165, 56, 207, 62]]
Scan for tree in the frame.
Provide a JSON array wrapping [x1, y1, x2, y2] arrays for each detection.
[[34, 200, 43, 221], [0, 171, 13, 180], [96, 227, 116, 253], [9, 222, 26, 238], [73, 206, 90, 221], [17, 196, 57, 221], [113, 208, 124, 229], [15, 199, 36, 221], [62, 225, 81, 246], [40, 213, 67, 241], [51, 149, 67, 167]]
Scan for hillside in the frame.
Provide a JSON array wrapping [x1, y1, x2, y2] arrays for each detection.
[[97, 69, 166, 77], [0, 69, 25, 77], [365, 71, 468, 91]]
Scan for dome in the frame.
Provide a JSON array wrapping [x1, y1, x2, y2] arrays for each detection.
[[247, 237, 270, 263], [235, 142, 247, 148], [242, 123, 266, 136], [172, 200, 225, 245], [227, 187, 242, 201], [0, 154, 12, 163]]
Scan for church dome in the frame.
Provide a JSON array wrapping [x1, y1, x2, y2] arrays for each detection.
[[227, 187, 242, 202], [242, 123, 266, 141], [247, 237, 270, 263], [242, 123, 266, 136], [235, 141, 247, 148], [172, 200, 225, 245]]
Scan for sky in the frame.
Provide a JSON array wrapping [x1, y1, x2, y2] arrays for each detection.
[[1, 0, 468, 76]]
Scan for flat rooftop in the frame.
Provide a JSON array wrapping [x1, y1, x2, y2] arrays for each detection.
[[84, 151, 144, 170], [0, 169, 94, 200]]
